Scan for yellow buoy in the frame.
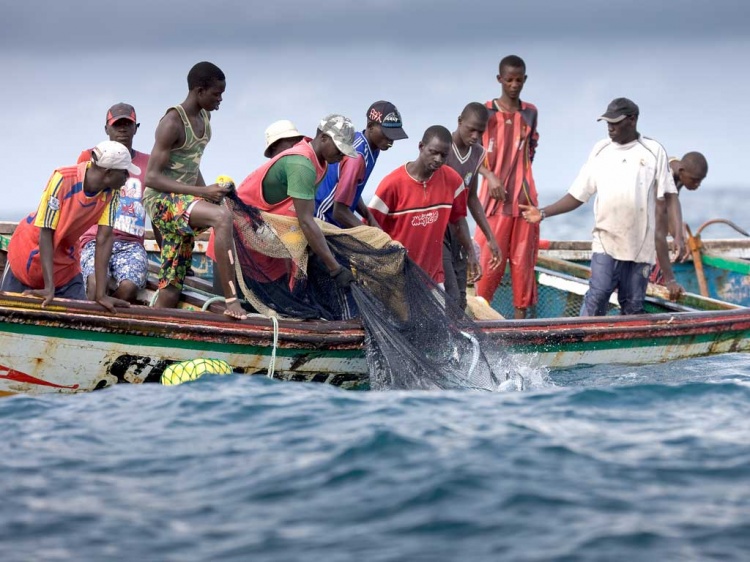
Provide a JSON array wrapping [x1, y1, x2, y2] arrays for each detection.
[[161, 358, 233, 386]]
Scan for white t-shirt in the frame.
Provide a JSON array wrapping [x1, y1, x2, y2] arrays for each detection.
[[568, 136, 678, 264]]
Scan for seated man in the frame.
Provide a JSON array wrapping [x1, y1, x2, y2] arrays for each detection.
[[78, 103, 150, 303], [368, 125, 468, 287], [2, 141, 139, 312]]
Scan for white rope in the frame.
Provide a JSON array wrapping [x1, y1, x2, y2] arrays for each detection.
[[267, 315, 279, 378]]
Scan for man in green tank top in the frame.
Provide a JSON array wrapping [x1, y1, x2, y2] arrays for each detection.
[[143, 61, 246, 320]]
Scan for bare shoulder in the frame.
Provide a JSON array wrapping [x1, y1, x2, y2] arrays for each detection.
[[154, 108, 185, 148]]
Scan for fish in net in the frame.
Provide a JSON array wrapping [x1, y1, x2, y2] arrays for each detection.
[[223, 192, 517, 391]]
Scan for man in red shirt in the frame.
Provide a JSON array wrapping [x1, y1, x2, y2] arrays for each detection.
[[2, 141, 139, 312], [369, 125, 467, 285]]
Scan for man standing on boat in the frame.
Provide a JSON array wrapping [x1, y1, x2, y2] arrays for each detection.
[[368, 125, 468, 288], [443, 102, 501, 311], [1, 141, 138, 312], [519, 97, 685, 316], [77, 103, 150, 304], [474, 55, 541, 319], [314, 101, 408, 228], [143, 61, 246, 320], [651, 152, 709, 298]]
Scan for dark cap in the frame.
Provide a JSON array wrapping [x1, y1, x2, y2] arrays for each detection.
[[366, 101, 408, 141], [597, 98, 639, 123], [106, 103, 137, 126]]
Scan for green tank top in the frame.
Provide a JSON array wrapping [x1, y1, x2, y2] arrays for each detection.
[[144, 105, 211, 200]]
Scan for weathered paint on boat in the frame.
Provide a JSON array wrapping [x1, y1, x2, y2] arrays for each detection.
[[2, 291, 750, 395], [540, 238, 750, 307]]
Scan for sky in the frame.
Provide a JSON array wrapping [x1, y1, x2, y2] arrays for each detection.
[[1, 0, 749, 238]]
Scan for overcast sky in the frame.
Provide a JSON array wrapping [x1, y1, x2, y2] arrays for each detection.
[[2, 0, 748, 238]]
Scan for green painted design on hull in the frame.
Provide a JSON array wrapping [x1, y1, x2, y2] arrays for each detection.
[[0, 322, 364, 360], [702, 254, 750, 275]]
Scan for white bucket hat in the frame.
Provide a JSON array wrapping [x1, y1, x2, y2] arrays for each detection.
[[264, 120, 303, 157]]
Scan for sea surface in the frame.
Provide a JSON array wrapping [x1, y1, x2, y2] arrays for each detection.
[[1, 354, 750, 562], [2, 186, 749, 561]]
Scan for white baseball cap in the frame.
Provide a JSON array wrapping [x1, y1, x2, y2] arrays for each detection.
[[91, 140, 141, 175]]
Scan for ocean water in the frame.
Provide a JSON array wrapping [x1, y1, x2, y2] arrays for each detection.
[[1, 353, 750, 562]]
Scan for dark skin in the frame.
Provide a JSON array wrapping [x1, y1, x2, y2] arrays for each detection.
[[452, 112, 501, 276], [520, 115, 687, 300], [292, 133, 348, 274], [266, 136, 304, 159], [28, 165, 130, 313], [86, 117, 141, 303], [145, 78, 246, 320], [653, 156, 708, 298], [332, 122, 393, 229]]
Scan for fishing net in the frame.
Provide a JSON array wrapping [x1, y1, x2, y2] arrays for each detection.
[[223, 192, 513, 391]]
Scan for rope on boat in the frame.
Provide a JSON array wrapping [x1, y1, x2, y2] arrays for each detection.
[[202, 296, 225, 311], [267, 315, 279, 378]]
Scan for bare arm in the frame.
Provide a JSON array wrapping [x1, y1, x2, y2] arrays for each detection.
[[24, 227, 56, 306], [93, 225, 130, 312], [454, 217, 480, 282], [654, 200, 684, 300], [664, 193, 688, 262], [332, 202, 364, 229], [467, 173, 501, 269], [144, 111, 223, 201], [356, 197, 380, 227], [293, 197, 340, 273], [478, 164, 505, 201], [519, 193, 584, 223]]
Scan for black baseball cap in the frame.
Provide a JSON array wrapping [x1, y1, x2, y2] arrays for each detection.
[[597, 98, 639, 123], [366, 101, 408, 141]]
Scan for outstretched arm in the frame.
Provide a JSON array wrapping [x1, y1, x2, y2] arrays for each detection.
[[654, 199, 684, 300], [519, 193, 583, 224]]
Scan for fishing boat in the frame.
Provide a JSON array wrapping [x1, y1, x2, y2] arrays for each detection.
[[537, 218, 750, 307], [2, 224, 750, 396]]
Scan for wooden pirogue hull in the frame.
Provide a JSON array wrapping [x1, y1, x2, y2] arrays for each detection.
[[2, 291, 750, 395], [540, 238, 750, 307]]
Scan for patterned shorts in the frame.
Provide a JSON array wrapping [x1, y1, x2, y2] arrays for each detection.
[[144, 192, 204, 290], [80, 240, 148, 291]]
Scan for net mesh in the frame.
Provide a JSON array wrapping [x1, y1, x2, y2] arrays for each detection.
[[223, 193, 511, 391]]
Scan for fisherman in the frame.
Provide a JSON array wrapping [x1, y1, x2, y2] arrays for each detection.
[[77, 103, 150, 303], [368, 125, 468, 287], [142, 61, 246, 320], [221, 114, 359, 292], [652, 152, 709, 299], [519, 97, 685, 316], [314, 101, 408, 228], [474, 54, 541, 319], [443, 102, 500, 311], [264, 120, 305, 159], [1, 141, 138, 312]]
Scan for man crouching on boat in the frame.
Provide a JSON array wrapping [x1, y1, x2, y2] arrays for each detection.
[[208, 114, 359, 295], [519, 98, 686, 316], [1, 141, 138, 312]]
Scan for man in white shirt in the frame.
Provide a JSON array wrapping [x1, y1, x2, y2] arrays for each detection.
[[519, 97, 685, 316]]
